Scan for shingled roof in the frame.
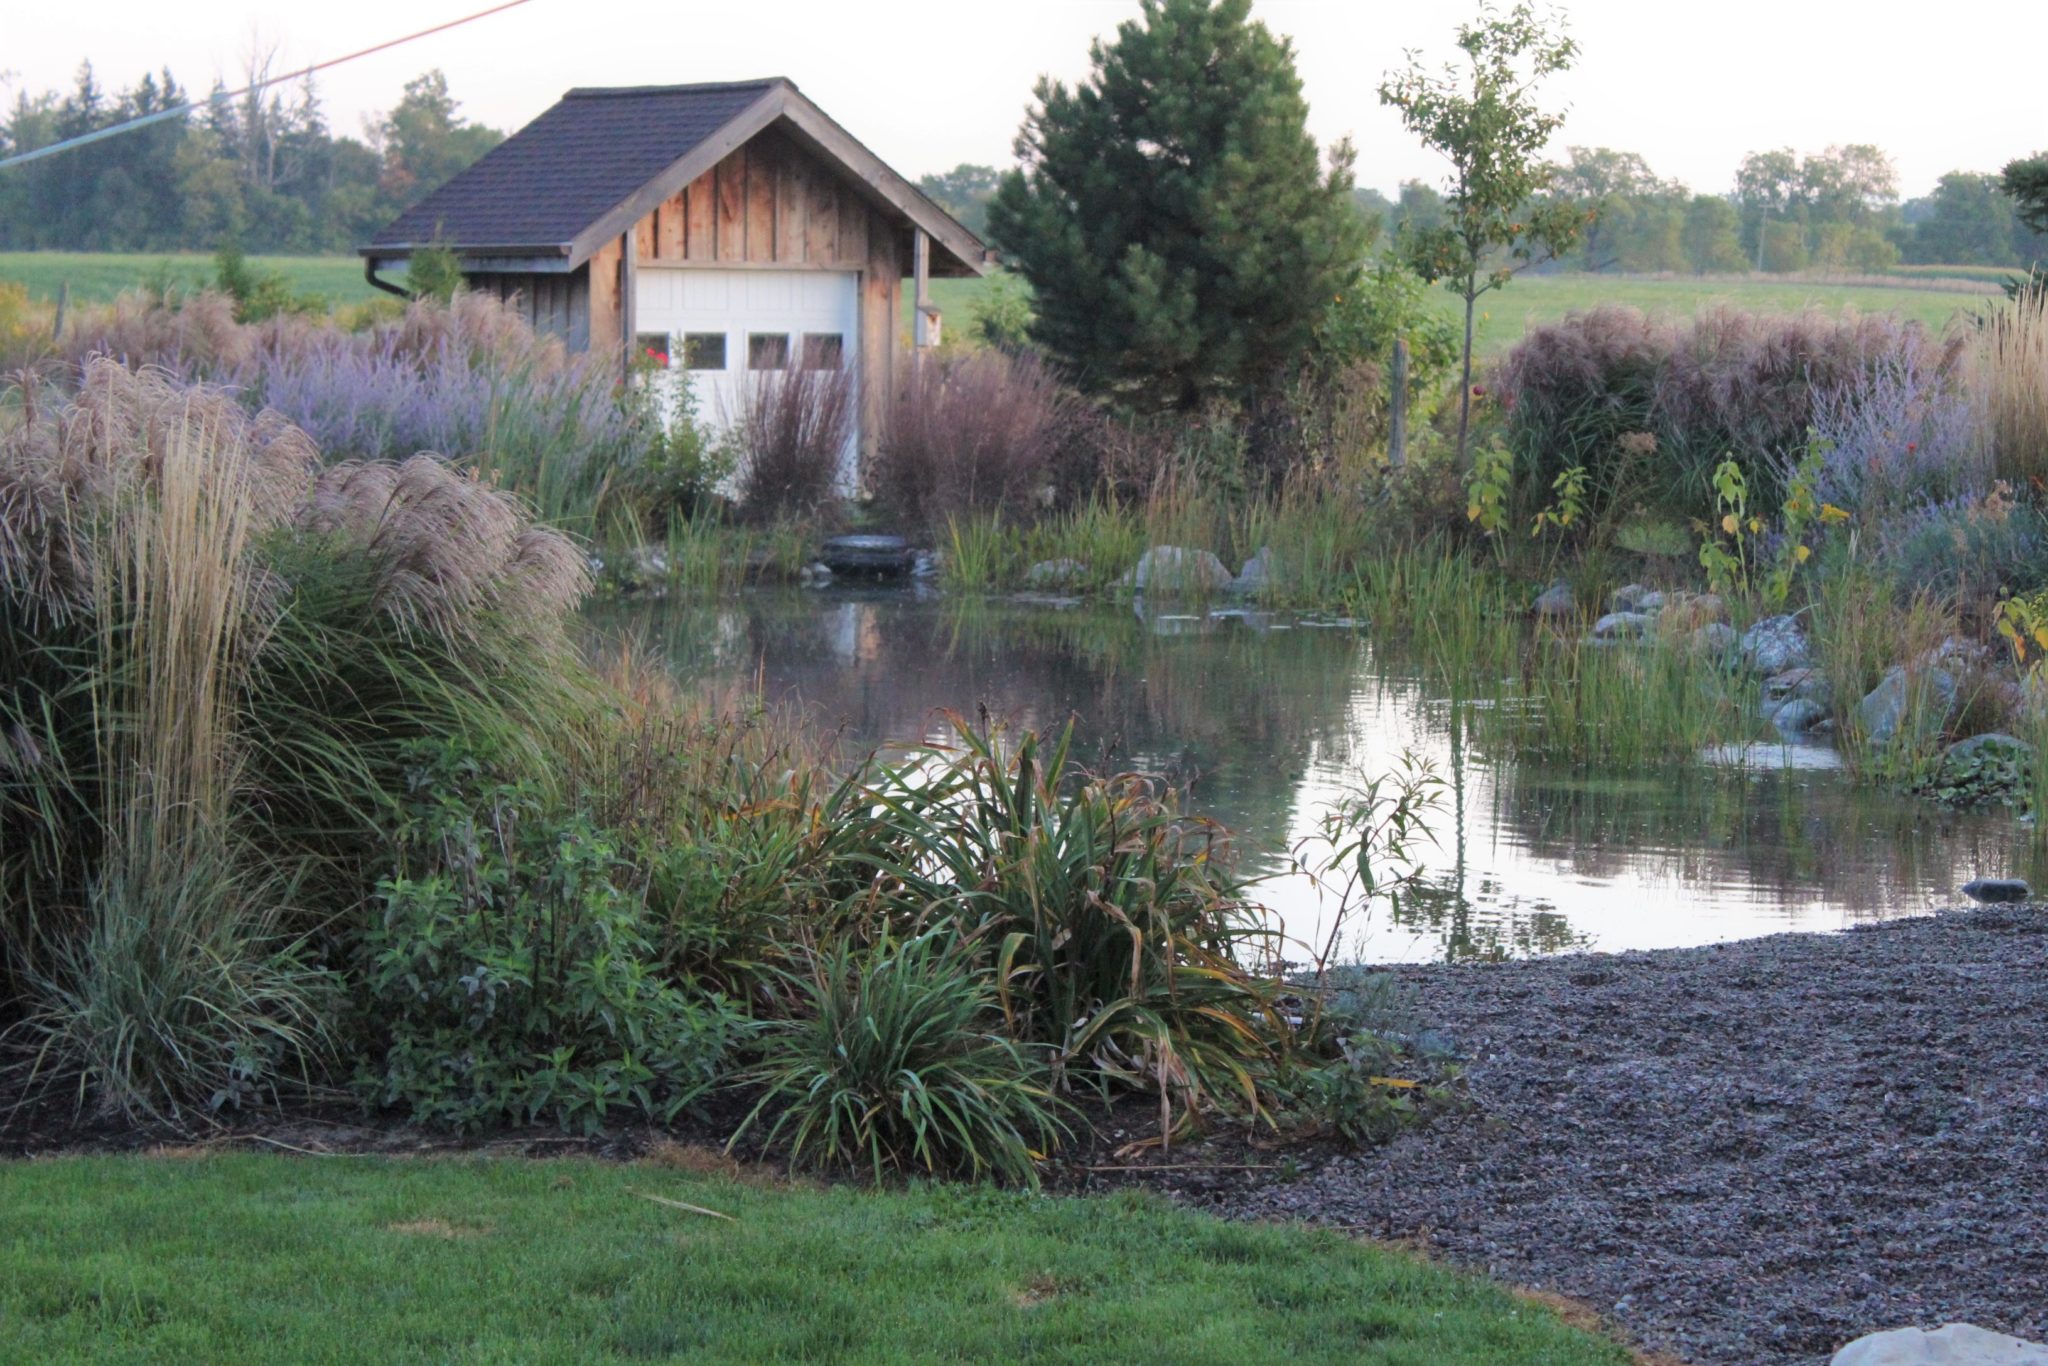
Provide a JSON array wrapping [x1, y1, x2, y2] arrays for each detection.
[[368, 80, 782, 257], [362, 78, 989, 275]]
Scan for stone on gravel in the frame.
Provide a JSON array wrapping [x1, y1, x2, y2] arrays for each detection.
[[1741, 614, 1811, 674], [1831, 1323, 2048, 1366], [1127, 545, 1234, 595], [1592, 610, 1652, 640], [1533, 580, 1575, 619], [1962, 877, 2031, 904], [1858, 666, 1960, 747]]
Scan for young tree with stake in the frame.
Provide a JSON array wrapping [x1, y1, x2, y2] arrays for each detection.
[[1379, 2, 1586, 471]]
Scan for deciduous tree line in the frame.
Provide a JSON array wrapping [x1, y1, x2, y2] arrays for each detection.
[[0, 62, 502, 253]]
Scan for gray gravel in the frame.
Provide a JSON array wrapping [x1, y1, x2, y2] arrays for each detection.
[[1216, 907, 2048, 1365]]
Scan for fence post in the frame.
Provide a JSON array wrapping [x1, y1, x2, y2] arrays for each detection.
[[53, 281, 69, 343], [1388, 335, 1409, 471]]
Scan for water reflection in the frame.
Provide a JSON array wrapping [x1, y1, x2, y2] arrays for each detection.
[[592, 590, 2043, 963]]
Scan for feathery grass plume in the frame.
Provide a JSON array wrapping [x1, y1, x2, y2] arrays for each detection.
[[725, 366, 856, 523], [874, 349, 1072, 531], [2, 359, 331, 1122], [1970, 281, 2048, 490]]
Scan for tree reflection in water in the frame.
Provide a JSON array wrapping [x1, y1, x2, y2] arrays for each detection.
[[592, 590, 2043, 963]]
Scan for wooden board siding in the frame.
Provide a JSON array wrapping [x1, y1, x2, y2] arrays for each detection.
[[634, 129, 894, 272], [468, 267, 592, 351]]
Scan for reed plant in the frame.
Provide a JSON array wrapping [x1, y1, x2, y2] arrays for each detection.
[[1478, 631, 1757, 768], [1971, 283, 2048, 491]]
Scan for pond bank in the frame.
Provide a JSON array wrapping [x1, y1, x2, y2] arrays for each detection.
[[1203, 906, 2048, 1365]]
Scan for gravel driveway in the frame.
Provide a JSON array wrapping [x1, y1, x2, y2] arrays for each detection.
[[1214, 907, 2048, 1365]]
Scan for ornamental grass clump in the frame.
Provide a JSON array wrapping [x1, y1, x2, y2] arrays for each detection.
[[874, 348, 1072, 531], [1970, 280, 2048, 490], [856, 718, 1287, 1135], [56, 290, 659, 534], [1495, 305, 1961, 524], [735, 930, 1070, 1185], [726, 367, 856, 523], [1, 359, 595, 1123]]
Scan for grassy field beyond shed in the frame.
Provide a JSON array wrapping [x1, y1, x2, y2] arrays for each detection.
[[0, 1154, 1631, 1364]]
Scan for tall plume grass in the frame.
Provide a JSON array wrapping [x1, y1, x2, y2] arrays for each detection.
[[725, 367, 856, 524], [1972, 283, 2048, 491], [874, 349, 1070, 531], [1, 360, 592, 1123]]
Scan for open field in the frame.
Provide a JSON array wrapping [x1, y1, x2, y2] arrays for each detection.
[[0, 1153, 1630, 1365], [0, 251, 382, 307], [2, 252, 2001, 361]]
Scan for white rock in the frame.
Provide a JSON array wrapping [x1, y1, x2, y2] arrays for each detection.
[[1831, 1323, 2048, 1366], [1129, 545, 1234, 595]]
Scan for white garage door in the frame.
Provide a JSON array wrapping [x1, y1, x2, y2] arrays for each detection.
[[635, 267, 861, 488]]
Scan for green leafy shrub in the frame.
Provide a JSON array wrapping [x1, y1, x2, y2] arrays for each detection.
[[1876, 484, 2048, 606], [861, 719, 1287, 1132], [736, 931, 1071, 1185], [355, 747, 742, 1133]]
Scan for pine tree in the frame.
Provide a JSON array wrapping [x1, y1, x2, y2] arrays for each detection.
[[987, 0, 1364, 412]]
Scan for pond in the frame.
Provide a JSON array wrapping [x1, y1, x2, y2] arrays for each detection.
[[595, 588, 2043, 964]]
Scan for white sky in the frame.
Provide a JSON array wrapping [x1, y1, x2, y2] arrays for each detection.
[[4, 0, 2040, 200]]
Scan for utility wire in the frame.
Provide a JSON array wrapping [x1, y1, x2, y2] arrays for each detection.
[[0, 0, 536, 172]]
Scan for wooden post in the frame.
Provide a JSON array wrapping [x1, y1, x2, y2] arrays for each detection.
[[912, 228, 932, 359], [52, 281, 69, 343], [1388, 335, 1409, 471], [619, 231, 637, 383]]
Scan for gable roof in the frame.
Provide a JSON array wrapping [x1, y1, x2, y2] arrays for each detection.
[[363, 78, 989, 276]]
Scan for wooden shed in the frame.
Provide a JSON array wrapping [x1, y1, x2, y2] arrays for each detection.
[[359, 78, 991, 468]]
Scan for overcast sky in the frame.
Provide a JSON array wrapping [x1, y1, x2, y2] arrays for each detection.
[[5, 0, 2040, 199]]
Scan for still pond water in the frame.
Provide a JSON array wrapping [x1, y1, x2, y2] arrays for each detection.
[[597, 588, 2041, 964]]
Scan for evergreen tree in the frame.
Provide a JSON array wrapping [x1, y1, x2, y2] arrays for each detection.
[[987, 0, 1365, 411]]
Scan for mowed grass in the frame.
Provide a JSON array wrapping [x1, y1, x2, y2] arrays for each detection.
[[916, 270, 1996, 359], [0, 1154, 1631, 1365], [0, 251, 381, 306], [6, 249, 1995, 363]]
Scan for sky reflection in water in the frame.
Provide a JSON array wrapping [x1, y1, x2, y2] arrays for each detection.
[[596, 590, 2040, 963]]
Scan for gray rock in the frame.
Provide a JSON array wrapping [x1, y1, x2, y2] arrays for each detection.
[[1918, 636, 1995, 673], [1592, 611, 1652, 640], [1770, 698, 1829, 735], [1229, 545, 1276, 596], [1685, 622, 1740, 657], [798, 561, 833, 587], [1831, 1323, 2048, 1365], [1611, 582, 1649, 613], [1128, 545, 1235, 595], [1532, 580, 1575, 620], [1764, 666, 1830, 706], [1857, 665, 1960, 747], [1740, 614, 1811, 674], [1637, 589, 1668, 613], [1962, 877, 2032, 905], [1944, 731, 2035, 766], [910, 549, 939, 579], [1024, 558, 1088, 589]]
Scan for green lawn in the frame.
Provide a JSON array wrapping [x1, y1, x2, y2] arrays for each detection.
[[0, 1153, 1630, 1365], [0, 251, 381, 307], [6, 249, 1995, 365]]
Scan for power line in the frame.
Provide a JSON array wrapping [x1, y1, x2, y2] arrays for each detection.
[[0, 0, 537, 172]]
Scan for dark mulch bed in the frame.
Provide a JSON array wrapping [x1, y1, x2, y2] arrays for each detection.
[[1185, 906, 2048, 1366]]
